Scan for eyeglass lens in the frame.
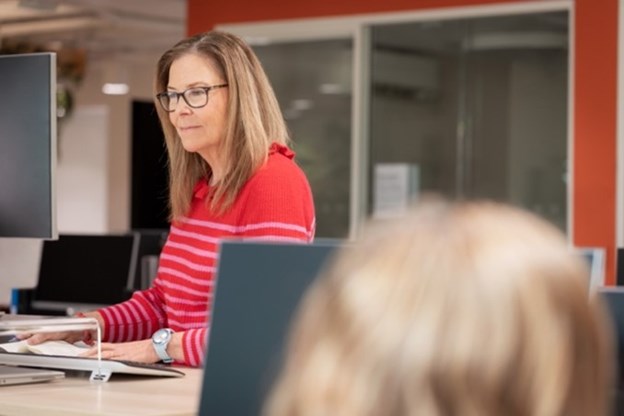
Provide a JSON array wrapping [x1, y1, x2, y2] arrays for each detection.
[[160, 88, 208, 112]]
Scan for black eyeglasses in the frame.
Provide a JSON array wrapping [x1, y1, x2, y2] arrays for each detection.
[[156, 84, 228, 112]]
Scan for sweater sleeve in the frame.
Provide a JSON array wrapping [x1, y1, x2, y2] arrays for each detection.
[[181, 328, 207, 367], [98, 283, 168, 343], [99, 272, 207, 367]]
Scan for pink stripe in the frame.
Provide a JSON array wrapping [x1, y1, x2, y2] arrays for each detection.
[[199, 329, 207, 365], [144, 291, 167, 322], [99, 308, 114, 341], [165, 307, 208, 318], [159, 267, 214, 287], [168, 317, 206, 330], [193, 331, 203, 367], [160, 253, 215, 272], [127, 292, 158, 339], [118, 303, 135, 341], [185, 329, 205, 367], [128, 297, 151, 323], [243, 235, 307, 242], [167, 241, 218, 258], [181, 217, 311, 235], [182, 331, 194, 366], [125, 302, 145, 340], [108, 307, 124, 342], [170, 226, 220, 244], [191, 333, 199, 367], [241, 221, 310, 234], [131, 294, 162, 325], [158, 279, 211, 297], [164, 292, 211, 306]]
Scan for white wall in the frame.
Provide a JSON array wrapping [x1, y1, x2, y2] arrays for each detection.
[[0, 52, 162, 305], [57, 106, 109, 233]]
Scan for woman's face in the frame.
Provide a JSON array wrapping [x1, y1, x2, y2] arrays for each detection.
[[167, 53, 228, 161]]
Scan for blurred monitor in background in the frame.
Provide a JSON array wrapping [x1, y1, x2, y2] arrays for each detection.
[[576, 247, 606, 290], [32, 234, 138, 315], [132, 229, 168, 291]]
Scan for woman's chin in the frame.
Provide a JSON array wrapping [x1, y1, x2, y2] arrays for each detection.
[[180, 140, 203, 154]]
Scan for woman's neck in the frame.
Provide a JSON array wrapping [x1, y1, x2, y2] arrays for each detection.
[[199, 148, 225, 186]]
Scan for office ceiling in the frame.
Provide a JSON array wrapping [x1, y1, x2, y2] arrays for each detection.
[[0, 0, 186, 60]]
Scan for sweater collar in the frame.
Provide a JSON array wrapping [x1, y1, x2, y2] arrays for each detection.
[[193, 142, 295, 200]]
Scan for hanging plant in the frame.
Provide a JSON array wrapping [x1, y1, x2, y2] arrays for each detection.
[[0, 39, 86, 121]]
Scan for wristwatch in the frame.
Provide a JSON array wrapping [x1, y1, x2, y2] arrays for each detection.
[[152, 328, 174, 363]]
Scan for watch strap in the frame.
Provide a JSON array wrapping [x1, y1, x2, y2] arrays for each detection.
[[152, 328, 174, 363]]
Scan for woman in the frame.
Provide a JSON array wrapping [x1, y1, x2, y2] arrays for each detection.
[[265, 198, 613, 416], [24, 31, 315, 367]]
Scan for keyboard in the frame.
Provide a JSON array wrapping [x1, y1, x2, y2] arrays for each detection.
[[0, 352, 185, 378]]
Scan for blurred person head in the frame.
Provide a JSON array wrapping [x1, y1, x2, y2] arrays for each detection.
[[154, 30, 289, 218], [265, 198, 614, 416]]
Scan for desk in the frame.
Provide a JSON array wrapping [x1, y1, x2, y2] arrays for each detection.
[[0, 368, 202, 416]]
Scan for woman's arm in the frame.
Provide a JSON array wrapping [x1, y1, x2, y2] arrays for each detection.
[[80, 327, 206, 366]]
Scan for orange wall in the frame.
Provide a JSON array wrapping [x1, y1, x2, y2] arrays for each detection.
[[188, 0, 619, 283], [574, 0, 618, 284], [188, 0, 533, 34]]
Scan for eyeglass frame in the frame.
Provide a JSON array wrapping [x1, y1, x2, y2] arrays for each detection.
[[156, 84, 228, 112]]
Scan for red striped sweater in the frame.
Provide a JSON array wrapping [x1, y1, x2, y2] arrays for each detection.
[[98, 144, 315, 366]]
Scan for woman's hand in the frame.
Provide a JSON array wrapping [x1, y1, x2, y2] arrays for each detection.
[[17, 311, 104, 346], [18, 330, 84, 345], [80, 339, 160, 363], [80, 331, 184, 364]]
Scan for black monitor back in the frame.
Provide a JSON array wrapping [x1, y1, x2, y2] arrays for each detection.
[[199, 241, 341, 416], [597, 287, 624, 414], [32, 234, 139, 314], [617, 248, 624, 286]]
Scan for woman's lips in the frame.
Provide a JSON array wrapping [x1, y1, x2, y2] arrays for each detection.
[[178, 125, 200, 132]]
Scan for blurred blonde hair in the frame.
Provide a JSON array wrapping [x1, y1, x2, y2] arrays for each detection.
[[265, 198, 614, 416], [154, 30, 290, 219]]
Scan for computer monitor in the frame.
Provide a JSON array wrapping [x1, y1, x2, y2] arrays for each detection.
[[199, 240, 341, 416], [0, 52, 57, 239], [576, 247, 606, 290], [31, 234, 139, 314], [596, 288, 624, 398]]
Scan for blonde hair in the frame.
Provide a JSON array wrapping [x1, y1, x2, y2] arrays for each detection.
[[154, 30, 290, 219], [265, 198, 614, 416]]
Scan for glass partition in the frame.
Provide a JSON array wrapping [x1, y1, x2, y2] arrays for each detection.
[[369, 11, 569, 229]]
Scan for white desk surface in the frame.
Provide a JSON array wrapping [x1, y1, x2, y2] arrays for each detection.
[[0, 367, 202, 416]]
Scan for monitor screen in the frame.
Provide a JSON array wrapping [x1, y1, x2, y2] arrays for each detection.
[[0, 52, 57, 239], [32, 234, 139, 313]]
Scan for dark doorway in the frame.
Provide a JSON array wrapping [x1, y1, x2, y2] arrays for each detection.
[[131, 101, 169, 229]]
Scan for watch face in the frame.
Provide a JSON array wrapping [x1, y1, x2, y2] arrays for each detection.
[[154, 329, 169, 344]]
